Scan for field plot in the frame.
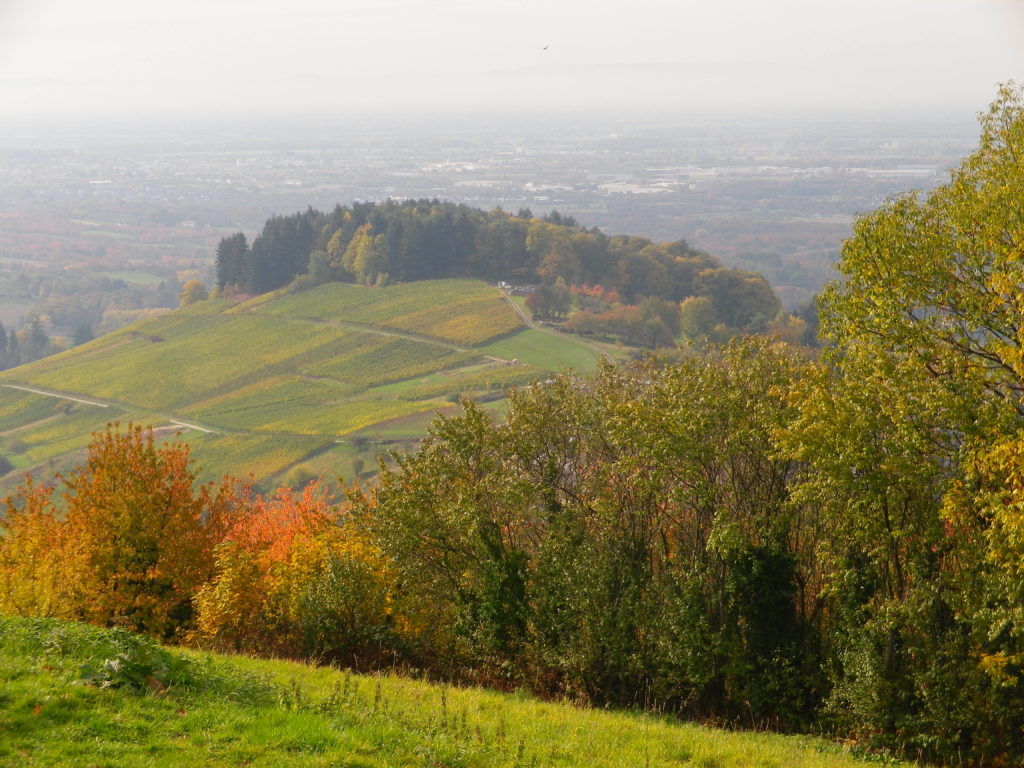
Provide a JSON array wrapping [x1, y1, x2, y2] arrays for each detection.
[[186, 432, 330, 483], [95, 270, 167, 286], [254, 396, 444, 437], [182, 376, 354, 431], [0, 279, 604, 487], [382, 296, 521, 345], [13, 315, 353, 410], [302, 337, 476, 387], [481, 328, 604, 372], [13, 408, 131, 466], [0, 388, 76, 433], [263, 280, 523, 345], [371, 362, 545, 402], [0, 399, 129, 474]]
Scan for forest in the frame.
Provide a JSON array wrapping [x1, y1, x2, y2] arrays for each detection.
[[214, 201, 782, 344], [1, 86, 1022, 766], [0, 268, 183, 371]]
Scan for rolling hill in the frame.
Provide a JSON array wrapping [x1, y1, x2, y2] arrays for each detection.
[[0, 279, 607, 488]]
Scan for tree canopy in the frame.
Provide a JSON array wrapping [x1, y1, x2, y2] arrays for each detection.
[[215, 200, 779, 334]]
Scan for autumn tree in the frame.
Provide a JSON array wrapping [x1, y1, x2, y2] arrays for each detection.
[[194, 482, 395, 665], [179, 279, 209, 306], [0, 478, 83, 619], [62, 425, 236, 636], [821, 82, 1024, 423]]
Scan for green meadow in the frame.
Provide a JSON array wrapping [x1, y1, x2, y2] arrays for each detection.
[[0, 616, 904, 768], [0, 280, 604, 489]]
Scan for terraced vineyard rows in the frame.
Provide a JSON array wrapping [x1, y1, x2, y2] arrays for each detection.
[[263, 280, 522, 345], [185, 432, 332, 481], [302, 338, 476, 386], [0, 279, 603, 489]]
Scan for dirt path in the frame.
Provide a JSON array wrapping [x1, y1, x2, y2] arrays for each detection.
[[495, 289, 611, 360], [265, 312, 520, 365], [4, 384, 110, 408], [169, 419, 218, 435], [2, 384, 226, 436]]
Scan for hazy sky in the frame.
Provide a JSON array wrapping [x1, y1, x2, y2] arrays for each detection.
[[0, 0, 1022, 120]]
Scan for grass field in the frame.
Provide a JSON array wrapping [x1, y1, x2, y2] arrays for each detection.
[[0, 616, 906, 768], [481, 328, 604, 372], [0, 279, 615, 489]]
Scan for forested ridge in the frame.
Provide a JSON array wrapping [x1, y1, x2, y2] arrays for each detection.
[[215, 201, 782, 343], [2, 85, 1024, 767]]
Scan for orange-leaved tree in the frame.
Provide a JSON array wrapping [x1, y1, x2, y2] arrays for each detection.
[[0, 423, 237, 638], [194, 481, 396, 665], [61, 423, 237, 637]]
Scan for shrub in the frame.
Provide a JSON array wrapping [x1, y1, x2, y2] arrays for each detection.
[[194, 482, 397, 666]]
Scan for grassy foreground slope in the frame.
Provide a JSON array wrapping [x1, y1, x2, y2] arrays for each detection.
[[0, 280, 602, 488], [0, 617, 901, 768]]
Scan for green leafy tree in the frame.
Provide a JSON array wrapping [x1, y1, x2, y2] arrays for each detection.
[[790, 83, 1024, 764], [679, 295, 719, 338], [821, 83, 1024, 423], [307, 249, 332, 284], [214, 232, 249, 290], [72, 323, 94, 347], [28, 317, 48, 355], [695, 268, 779, 331], [355, 341, 822, 723]]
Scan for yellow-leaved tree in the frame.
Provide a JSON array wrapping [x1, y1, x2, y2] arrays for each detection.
[[0, 424, 236, 638]]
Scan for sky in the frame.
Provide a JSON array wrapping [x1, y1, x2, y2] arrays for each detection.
[[0, 0, 1022, 121]]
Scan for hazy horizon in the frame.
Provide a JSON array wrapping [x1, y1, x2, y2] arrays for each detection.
[[1, 0, 1021, 123]]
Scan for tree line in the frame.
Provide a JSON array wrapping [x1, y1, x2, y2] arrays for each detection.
[[215, 202, 781, 339]]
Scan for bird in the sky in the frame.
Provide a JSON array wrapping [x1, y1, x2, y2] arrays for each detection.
[[543, 45, 549, 50]]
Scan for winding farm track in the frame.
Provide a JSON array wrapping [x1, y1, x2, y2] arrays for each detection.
[[496, 288, 611, 360], [3, 384, 224, 436]]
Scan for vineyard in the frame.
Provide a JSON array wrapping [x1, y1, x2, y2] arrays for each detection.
[[263, 280, 523, 345], [0, 279, 603, 489], [301, 338, 476, 387], [185, 432, 332, 482], [376, 363, 547, 402]]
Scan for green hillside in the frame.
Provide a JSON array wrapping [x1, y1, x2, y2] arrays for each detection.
[[0, 616, 901, 768], [0, 279, 604, 488]]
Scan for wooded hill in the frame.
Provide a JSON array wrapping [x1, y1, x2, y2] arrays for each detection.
[[215, 201, 782, 338]]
